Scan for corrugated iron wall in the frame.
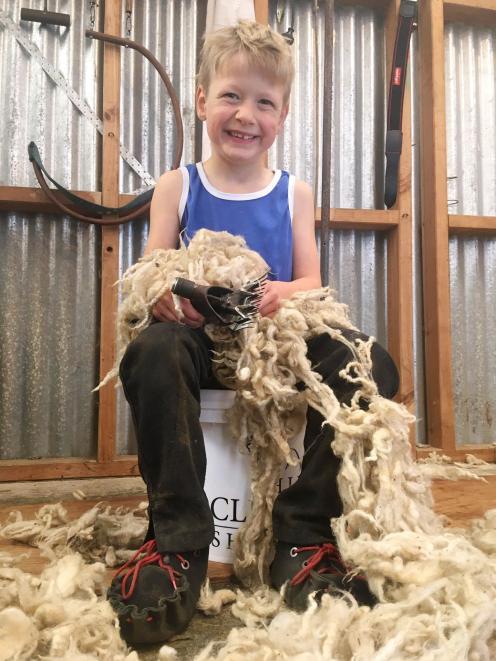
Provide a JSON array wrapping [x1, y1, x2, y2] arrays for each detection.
[[2, 2, 495, 460], [445, 22, 496, 444], [0, 0, 100, 459]]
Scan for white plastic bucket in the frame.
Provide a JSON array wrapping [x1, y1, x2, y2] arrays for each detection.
[[200, 389, 304, 564]]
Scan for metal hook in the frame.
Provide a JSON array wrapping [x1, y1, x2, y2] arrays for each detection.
[[282, 26, 295, 45], [89, 0, 96, 31], [125, 0, 133, 38]]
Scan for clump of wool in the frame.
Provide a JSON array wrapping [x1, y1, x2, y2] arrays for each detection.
[[0, 552, 136, 660]]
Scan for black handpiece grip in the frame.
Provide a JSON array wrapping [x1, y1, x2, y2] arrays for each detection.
[[171, 277, 222, 320], [171, 277, 201, 300]]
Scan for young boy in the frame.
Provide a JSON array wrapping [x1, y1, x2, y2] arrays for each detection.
[[109, 20, 399, 645]]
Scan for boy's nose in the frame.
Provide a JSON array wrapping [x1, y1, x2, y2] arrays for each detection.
[[235, 101, 255, 124]]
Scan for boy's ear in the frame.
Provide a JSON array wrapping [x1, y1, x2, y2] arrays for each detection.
[[196, 86, 207, 121], [277, 104, 290, 133]]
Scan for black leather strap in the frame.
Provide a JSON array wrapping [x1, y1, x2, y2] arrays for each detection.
[[28, 141, 154, 216], [384, 0, 417, 209]]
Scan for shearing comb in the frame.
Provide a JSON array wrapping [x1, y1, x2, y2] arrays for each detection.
[[171, 272, 268, 331]]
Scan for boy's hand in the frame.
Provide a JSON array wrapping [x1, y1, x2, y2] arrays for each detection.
[[152, 290, 205, 328], [258, 280, 284, 318]]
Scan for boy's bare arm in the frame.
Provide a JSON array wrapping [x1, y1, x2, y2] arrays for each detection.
[[146, 170, 204, 327], [259, 180, 321, 317], [145, 169, 183, 254], [291, 179, 321, 288]]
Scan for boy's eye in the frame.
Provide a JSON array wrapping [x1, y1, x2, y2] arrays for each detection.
[[259, 98, 275, 108], [223, 92, 239, 100]]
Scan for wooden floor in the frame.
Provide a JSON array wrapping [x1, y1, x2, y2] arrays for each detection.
[[0, 497, 233, 583], [430, 474, 496, 525], [1, 475, 495, 584]]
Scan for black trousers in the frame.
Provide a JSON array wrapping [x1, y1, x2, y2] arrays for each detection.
[[120, 321, 399, 553]]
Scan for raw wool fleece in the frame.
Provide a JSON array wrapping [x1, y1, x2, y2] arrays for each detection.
[[0, 551, 138, 661], [0, 503, 149, 659], [111, 229, 496, 659], [0, 501, 149, 567]]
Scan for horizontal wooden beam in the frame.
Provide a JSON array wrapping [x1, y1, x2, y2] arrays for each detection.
[[1, 189, 403, 233], [444, 0, 496, 26], [0, 186, 136, 216], [449, 214, 496, 234], [0, 189, 399, 232], [416, 445, 496, 462], [0, 457, 140, 482], [315, 208, 400, 231], [445, 0, 496, 11], [0, 186, 102, 214]]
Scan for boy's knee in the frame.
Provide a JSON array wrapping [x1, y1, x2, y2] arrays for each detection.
[[308, 329, 399, 401], [338, 329, 399, 399], [370, 342, 399, 399], [120, 321, 211, 389], [120, 322, 186, 381]]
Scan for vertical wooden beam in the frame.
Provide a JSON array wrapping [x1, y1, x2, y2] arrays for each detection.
[[98, 0, 122, 463], [254, 0, 269, 25], [418, 0, 456, 451], [384, 1, 415, 428]]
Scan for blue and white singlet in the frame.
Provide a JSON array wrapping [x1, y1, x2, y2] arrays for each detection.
[[178, 163, 294, 282]]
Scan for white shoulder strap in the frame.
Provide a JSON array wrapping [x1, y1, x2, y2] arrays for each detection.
[[288, 174, 296, 224], [178, 166, 190, 221]]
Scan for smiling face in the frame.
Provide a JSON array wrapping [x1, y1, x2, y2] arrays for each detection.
[[196, 54, 289, 167]]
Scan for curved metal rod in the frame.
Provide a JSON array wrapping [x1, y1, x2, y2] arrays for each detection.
[[86, 29, 184, 171], [32, 30, 184, 225]]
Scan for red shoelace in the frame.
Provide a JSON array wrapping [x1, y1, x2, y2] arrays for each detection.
[[114, 539, 189, 600], [289, 542, 364, 587]]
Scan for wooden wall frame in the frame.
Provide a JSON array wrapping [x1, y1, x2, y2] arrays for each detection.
[[98, 0, 121, 465], [416, 0, 496, 462], [1, 0, 495, 481], [418, 0, 457, 455]]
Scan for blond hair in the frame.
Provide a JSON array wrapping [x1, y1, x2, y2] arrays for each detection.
[[197, 20, 294, 103]]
